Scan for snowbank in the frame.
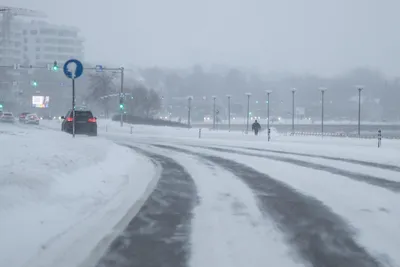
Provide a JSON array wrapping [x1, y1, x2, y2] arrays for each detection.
[[41, 119, 400, 165], [0, 123, 156, 267]]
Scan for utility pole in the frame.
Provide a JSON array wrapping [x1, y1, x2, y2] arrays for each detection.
[[120, 67, 124, 127], [245, 93, 252, 134], [356, 85, 364, 137], [212, 96, 217, 130], [187, 96, 193, 127], [265, 90, 272, 139], [319, 87, 327, 136], [226, 94, 231, 132], [291, 88, 297, 135]]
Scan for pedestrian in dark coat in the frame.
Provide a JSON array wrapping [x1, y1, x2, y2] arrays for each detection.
[[252, 120, 261, 135]]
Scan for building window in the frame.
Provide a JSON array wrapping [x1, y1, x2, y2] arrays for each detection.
[[36, 47, 40, 52], [24, 46, 28, 52], [30, 30, 38, 35], [58, 30, 77, 38], [44, 46, 57, 52], [36, 38, 41, 43], [23, 30, 27, 35], [24, 38, 28, 43], [36, 55, 40, 60], [40, 28, 57, 35], [58, 47, 74, 53]]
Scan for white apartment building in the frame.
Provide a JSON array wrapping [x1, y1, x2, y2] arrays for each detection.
[[21, 20, 84, 66], [0, 20, 24, 65], [0, 18, 84, 66]]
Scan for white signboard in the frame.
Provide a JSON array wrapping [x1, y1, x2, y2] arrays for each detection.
[[32, 96, 50, 108]]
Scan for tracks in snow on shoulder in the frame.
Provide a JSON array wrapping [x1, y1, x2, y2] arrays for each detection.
[[188, 145, 400, 193], [228, 145, 400, 173], [153, 144, 383, 267], [96, 146, 198, 267]]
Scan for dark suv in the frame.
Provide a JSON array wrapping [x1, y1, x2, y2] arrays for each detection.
[[61, 109, 97, 136]]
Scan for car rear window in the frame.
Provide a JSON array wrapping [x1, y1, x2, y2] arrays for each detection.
[[73, 111, 93, 119], [3, 113, 12, 116]]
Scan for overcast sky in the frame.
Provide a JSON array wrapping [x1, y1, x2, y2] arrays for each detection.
[[4, 0, 400, 77]]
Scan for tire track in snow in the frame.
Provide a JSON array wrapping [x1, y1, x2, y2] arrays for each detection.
[[228, 145, 400, 172], [193, 145, 400, 193], [153, 144, 382, 267], [96, 146, 198, 267]]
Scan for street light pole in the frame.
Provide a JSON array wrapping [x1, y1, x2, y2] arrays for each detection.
[[265, 90, 272, 140], [120, 67, 124, 127], [319, 87, 327, 136], [356, 85, 364, 137], [245, 93, 252, 134], [226, 95, 231, 132], [291, 88, 297, 135], [187, 96, 193, 127], [212, 95, 217, 130]]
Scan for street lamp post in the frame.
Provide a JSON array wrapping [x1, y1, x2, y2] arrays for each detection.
[[245, 93, 252, 134], [120, 67, 124, 127], [226, 95, 232, 132], [356, 85, 364, 137], [291, 88, 297, 135], [212, 95, 217, 130], [187, 96, 193, 127], [265, 90, 272, 140], [319, 87, 327, 136]]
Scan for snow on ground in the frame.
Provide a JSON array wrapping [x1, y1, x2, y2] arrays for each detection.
[[137, 145, 304, 267], [81, 119, 400, 166], [0, 123, 156, 267], [176, 145, 400, 266], [38, 119, 400, 266]]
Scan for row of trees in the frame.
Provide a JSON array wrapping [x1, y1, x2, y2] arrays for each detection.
[[136, 66, 400, 120]]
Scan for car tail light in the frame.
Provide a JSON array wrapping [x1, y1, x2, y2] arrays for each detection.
[[88, 118, 96, 123], [66, 117, 73, 122]]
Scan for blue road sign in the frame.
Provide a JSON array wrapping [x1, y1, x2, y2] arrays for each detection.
[[95, 65, 103, 72], [63, 59, 84, 79]]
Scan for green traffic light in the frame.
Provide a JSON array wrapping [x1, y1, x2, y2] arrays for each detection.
[[31, 81, 38, 87], [52, 66, 58, 71], [119, 104, 124, 109]]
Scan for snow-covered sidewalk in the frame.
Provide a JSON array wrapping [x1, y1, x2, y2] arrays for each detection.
[[0, 123, 156, 267]]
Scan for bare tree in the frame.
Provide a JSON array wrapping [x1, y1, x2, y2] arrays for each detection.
[[86, 72, 116, 116], [144, 89, 161, 117], [127, 85, 161, 117]]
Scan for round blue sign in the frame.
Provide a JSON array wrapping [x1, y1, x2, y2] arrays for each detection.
[[63, 59, 84, 79]]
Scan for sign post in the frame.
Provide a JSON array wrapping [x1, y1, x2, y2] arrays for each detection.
[[63, 59, 84, 138], [378, 129, 382, 148]]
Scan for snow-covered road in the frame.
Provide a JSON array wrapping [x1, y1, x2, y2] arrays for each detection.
[[2, 120, 400, 267]]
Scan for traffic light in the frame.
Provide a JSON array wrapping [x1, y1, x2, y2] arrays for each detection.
[[52, 61, 59, 72], [119, 104, 124, 110], [31, 80, 38, 87], [0, 104, 3, 109]]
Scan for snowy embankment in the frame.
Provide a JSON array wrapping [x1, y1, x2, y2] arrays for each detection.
[[81, 119, 400, 166], [40, 119, 400, 266], [0, 123, 156, 267]]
